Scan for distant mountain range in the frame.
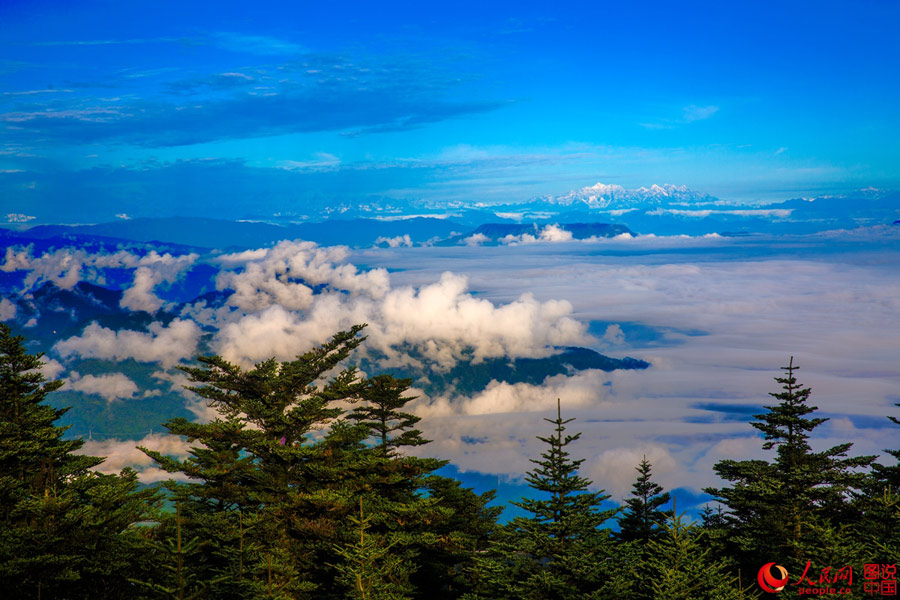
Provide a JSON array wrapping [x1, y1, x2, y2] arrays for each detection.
[[529, 183, 718, 209], [3, 184, 899, 249]]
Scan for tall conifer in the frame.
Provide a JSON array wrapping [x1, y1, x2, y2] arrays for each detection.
[[0, 324, 158, 598], [705, 357, 874, 583], [618, 456, 670, 543], [471, 399, 618, 599]]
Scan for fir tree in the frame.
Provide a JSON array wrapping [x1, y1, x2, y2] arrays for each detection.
[[348, 375, 428, 457], [332, 499, 413, 600], [130, 502, 225, 600], [618, 456, 670, 543], [0, 323, 158, 598], [856, 403, 900, 565], [471, 399, 618, 599], [871, 403, 900, 491], [642, 510, 749, 600], [414, 475, 502, 599], [142, 327, 474, 599], [705, 357, 874, 585], [345, 374, 463, 599], [141, 325, 369, 598]]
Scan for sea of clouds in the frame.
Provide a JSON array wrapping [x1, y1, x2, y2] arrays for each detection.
[[3, 228, 900, 501]]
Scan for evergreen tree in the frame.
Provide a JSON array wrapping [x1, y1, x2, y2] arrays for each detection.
[[130, 502, 225, 600], [705, 357, 874, 586], [141, 325, 369, 598], [470, 399, 618, 599], [0, 323, 159, 598], [142, 327, 478, 599], [332, 499, 414, 600], [414, 475, 502, 599], [854, 403, 900, 567], [343, 373, 503, 597], [871, 402, 900, 491], [642, 511, 750, 600], [348, 375, 428, 457], [346, 374, 468, 599], [618, 456, 670, 543]]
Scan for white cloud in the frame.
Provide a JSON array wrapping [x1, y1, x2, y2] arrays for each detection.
[[78, 432, 192, 482], [55, 319, 202, 367], [587, 444, 677, 498], [40, 358, 65, 379], [66, 371, 138, 402], [212, 259, 588, 368], [216, 240, 390, 312], [374, 234, 413, 248], [362, 232, 900, 494], [644, 208, 793, 218], [120, 251, 198, 312], [683, 104, 719, 122], [3, 246, 85, 289], [120, 267, 164, 312], [414, 369, 613, 418], [537, 224, 574, 243], [13, 231, 900, 500], [1, 246, 196, 297], [373, 272, 587, 366], [278, 152, 342, 172], [463, 233, 489, 246], [601, 324, 625, 345], [495, 225, 574, 246], [0, 298, 15, 321]]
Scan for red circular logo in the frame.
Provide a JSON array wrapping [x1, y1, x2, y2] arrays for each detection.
[[758, 562, 789, 593]]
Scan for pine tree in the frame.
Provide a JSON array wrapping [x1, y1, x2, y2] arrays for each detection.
[[642, 511, 749, 600], [332, 498, 414, 600], [414, 475, 502, 599], [705, 357, 874, 585], [471, 399, 618, 599], [618, 456, 670, 543], [141, 325, 369, 598], [0, 323, 159, 598], [871, 403, 900, 492], [855, 403, 900, 566], [345, 374, 465, 599], [348, 375, 429, 457]]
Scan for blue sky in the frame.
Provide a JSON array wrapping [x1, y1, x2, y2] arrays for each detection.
[[1, 0, 899, 221]]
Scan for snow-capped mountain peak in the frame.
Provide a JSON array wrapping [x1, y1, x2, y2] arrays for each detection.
[[537, 183, 714, 209]]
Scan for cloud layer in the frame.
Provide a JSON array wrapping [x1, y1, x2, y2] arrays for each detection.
[[8, 230, 898, 503], [55, 319, 202, 367]]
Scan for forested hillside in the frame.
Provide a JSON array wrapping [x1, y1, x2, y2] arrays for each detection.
[[1, 324, 898, 599]]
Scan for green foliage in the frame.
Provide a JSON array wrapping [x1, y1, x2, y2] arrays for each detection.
[[642, 511, 752, 600], [470, 399, 618, 599], [130, 502, 225, 600], [878, 404, 900, 487], [0, 323, 159, 598], [348, 374, 428, 457], [705, 357, 875, 587], [140, 325, 370, 597], [332, 499, 414, 600], [618, 456, 670, 544], [7, 321, 900, 600], [413, 475, 502, 599]]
